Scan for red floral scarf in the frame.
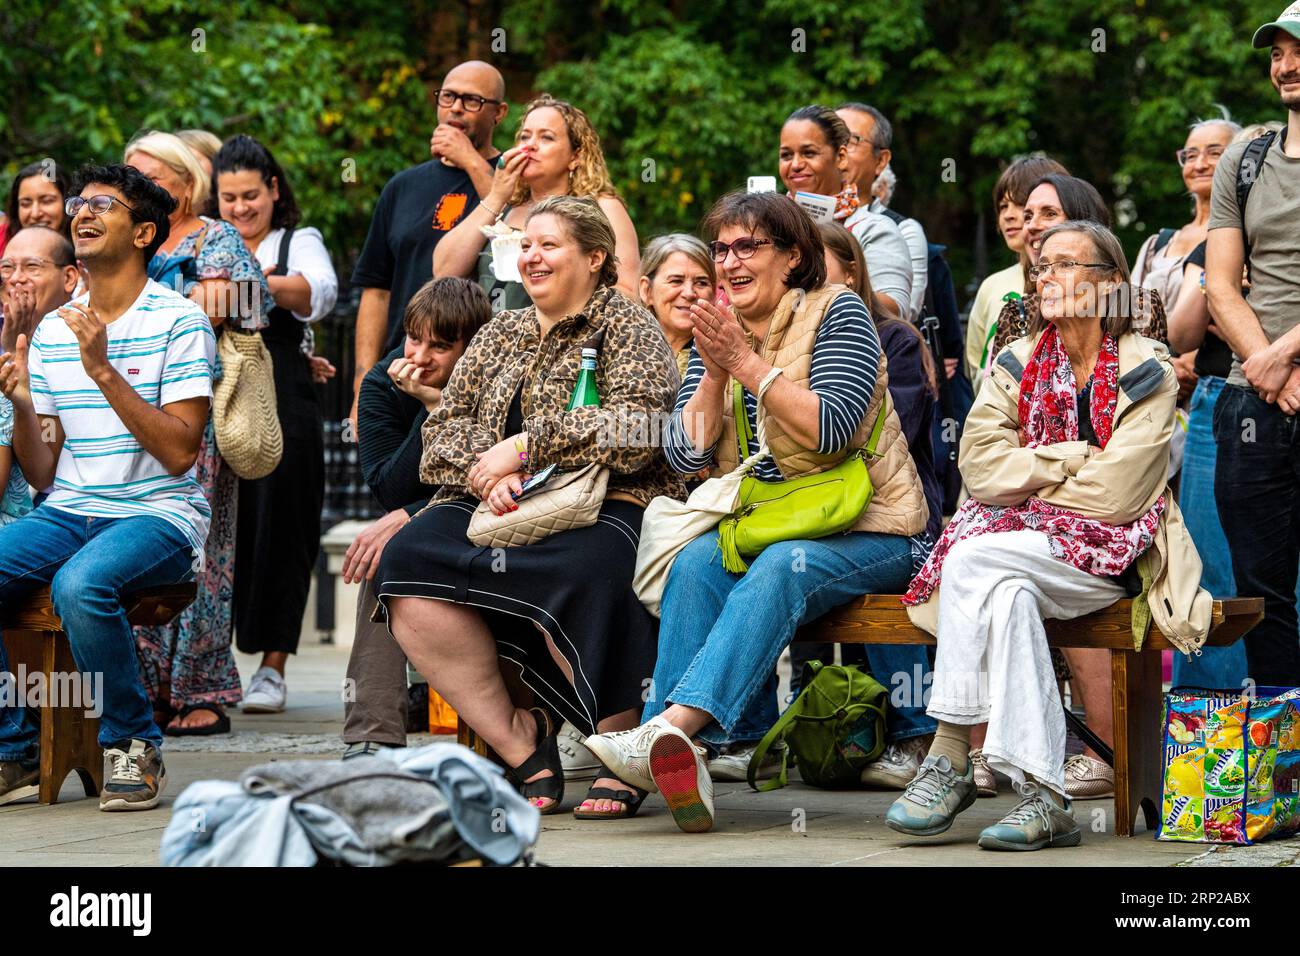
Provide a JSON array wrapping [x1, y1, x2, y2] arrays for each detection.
[[904, 326, 1164, 606]]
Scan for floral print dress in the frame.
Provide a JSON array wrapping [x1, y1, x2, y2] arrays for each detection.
[[135, 219, 269, 717]]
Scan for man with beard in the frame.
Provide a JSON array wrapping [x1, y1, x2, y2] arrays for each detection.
[[1205, 3, 1300, 686]]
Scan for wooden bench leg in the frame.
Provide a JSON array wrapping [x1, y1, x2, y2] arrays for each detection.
[[1110, 649, 1161, 837], [34, 630, 102, 805]]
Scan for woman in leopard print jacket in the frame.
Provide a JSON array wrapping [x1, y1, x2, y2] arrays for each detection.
[[376, 195, 684, 819]]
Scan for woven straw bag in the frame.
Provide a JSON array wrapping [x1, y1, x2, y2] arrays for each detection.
[[466, 463, 608, 547], [213, 329, 283, 479]]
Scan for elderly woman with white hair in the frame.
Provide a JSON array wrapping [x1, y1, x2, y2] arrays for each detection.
[[125, 130, 270, 737], [887, 219, 1209, 852]]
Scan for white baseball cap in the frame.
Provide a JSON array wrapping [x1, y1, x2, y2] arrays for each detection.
[[1254, 2, 1300, 48]]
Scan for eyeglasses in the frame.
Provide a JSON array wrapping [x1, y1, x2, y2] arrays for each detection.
[[1175, 146, 1226, 166], [65, 195, 135, 217], [1028, 260, 1112, 281], [434, 88, 501, 113], [847, 133, 874, 151], [0, 257, 61, 280], [708, 237, 772, 263]]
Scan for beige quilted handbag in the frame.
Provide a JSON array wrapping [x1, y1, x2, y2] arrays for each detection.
[[466, 463, 609, 547], [213, 329, 283, 480]]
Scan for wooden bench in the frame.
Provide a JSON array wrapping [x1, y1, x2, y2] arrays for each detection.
[[0, 583, 197, 805], [457, 595, 1262, 838], [795, 595, 1263, 836]]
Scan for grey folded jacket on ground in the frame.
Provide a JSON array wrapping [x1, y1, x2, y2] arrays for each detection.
[[160, 742, 540, 867]]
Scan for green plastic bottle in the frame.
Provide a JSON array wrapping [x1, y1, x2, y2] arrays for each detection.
[[566, 347, 601, 410]]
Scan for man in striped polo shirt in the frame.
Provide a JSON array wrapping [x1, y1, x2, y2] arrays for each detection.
[[0, 164, 216, 811]]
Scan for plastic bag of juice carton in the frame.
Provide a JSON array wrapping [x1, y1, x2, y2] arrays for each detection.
[[1158, 687, 1300, 844]]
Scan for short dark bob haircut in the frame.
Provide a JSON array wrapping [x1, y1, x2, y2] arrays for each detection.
[[700, 190, 826, 292]]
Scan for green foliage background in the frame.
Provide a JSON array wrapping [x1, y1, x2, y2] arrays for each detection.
[[1, 0, 1287, 299]]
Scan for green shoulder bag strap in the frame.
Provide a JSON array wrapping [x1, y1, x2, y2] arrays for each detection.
[[733, 378, 757, 460], [736, 377, 888, 466], [862, 396, 889, 462], [747, 680, 807, 792]]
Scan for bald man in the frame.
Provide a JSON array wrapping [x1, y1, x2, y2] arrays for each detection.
[[1, 226, 80, 355], [350, 60, 507, 429]]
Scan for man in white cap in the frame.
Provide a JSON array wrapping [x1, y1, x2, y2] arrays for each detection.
[[1204, 3, 1300, 687]]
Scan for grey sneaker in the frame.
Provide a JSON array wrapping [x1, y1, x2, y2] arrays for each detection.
[[0, 759, 40, 807], [861, 735, 931, 790], [885, 754, 977, 836], [342, 741, 392, 761], [558, 721, 601, 782], [706, 741, 785, 782], [100, 740, 167, 811], [977, 781, 1081, 851]]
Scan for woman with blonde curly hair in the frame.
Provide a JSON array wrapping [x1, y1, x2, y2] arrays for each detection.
[[434, 94, 640, 310]]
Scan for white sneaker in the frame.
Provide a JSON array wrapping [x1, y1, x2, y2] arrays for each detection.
[[707, 742, 786, 782], [242, 666, 287, 714], [558, 721, 601, 782], [649, 725, 715, 833], [860, 735, 931, 790], [582, 715, 672, 793]]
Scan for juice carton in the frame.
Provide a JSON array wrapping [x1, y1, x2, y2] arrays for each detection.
[[1204, 701, 1245, 750], [1164, 750, 1204, 800], [1166, 698, 1208, 750], [1204, 748, 1246, 797], [1245, 798, 1277, 842], [1203, 794, 1245, 844], [1160, 794, 1203, 840]]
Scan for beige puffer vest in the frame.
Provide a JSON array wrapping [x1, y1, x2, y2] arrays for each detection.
[[712, 284, 927, 537]]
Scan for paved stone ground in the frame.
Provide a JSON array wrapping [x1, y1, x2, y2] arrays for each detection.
[[2, 639, 1297, 867]]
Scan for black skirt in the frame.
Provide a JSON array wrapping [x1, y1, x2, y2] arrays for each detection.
[[374, 497, 657, 735]]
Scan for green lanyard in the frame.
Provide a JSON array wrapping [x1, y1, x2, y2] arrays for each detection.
[[733, 379, 757, 459]]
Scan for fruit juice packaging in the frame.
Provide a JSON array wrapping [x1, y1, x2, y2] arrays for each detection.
[[1158, 687, 1300, 844]]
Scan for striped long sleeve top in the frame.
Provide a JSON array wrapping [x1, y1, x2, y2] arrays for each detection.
[[662, 291, 881, 481]]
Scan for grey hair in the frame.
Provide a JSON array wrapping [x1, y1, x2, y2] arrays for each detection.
[[1031, 220, 1139, 337], [874, 165, 897, 205], [836, 102, 892, 149], [1189, 105, 1241, 138], [1232, 120, 1284, 145], [640, 233, 716, 286]]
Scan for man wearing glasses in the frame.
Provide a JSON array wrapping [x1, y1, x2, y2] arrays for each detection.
[[0, 226, 80, 356], [0, 164, 216, 811], [837, 103, 930, 324], [349, 60, 507, 432]]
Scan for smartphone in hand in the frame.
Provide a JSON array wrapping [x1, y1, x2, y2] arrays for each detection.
[[512, 463, 558, 502]]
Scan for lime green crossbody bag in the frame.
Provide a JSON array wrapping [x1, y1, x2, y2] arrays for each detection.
[[716, 378, 888, 573]]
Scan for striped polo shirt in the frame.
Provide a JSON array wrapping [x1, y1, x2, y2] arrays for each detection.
[[28, 279, 217, 553]]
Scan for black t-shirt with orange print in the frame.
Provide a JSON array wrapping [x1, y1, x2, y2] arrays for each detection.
[[352, 157, 492, 354]]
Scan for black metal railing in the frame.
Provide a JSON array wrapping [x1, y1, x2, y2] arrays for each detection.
[[313, 285, 384, 530]]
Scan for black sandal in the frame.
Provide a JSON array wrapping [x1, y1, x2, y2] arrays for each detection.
[[505, 707, 565, 815], [572, 761, 648, 820], [164, 702, 232, 736]]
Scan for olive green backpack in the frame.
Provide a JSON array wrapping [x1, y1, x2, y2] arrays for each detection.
[[747, 660, 889, 791]]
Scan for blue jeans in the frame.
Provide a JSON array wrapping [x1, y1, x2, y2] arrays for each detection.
[[1174, 376, 1248, 689], [0, 507, 196, 761], [644, 529, 934, 748]]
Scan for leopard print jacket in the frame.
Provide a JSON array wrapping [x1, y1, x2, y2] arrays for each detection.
[[419, 286, 687, 507]]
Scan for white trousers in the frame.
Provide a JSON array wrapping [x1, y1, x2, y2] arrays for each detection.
[[926, 530, 1124, 795]]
